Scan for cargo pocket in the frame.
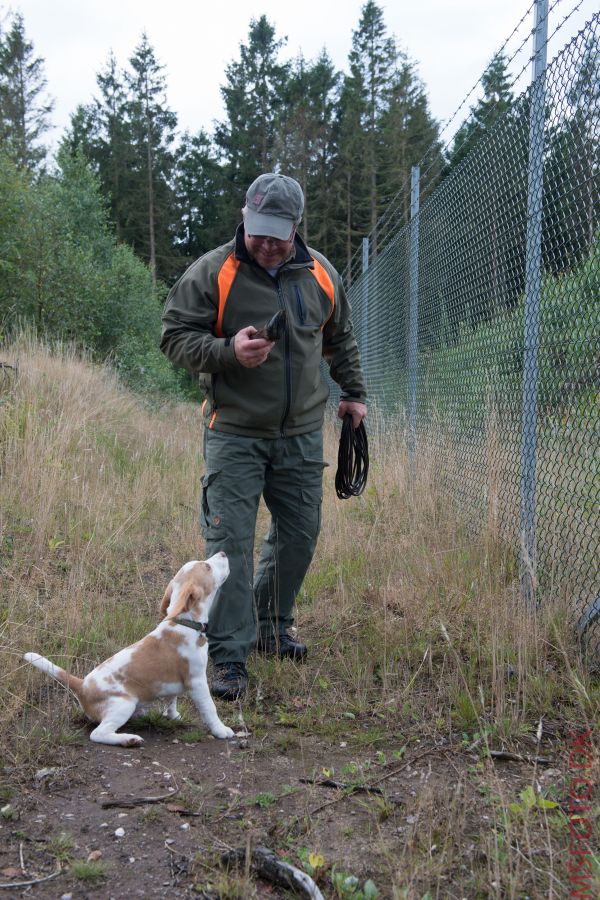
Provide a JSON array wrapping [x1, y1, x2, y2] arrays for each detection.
[[200, 469, 224, 540], [300, 457, 328, 539]]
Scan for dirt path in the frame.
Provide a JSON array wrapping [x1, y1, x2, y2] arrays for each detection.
[[0, 715, 447, 897], [0, 694, 572, 898]]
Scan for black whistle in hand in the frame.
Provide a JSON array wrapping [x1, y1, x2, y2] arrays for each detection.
[[249, 309, 287, 341]]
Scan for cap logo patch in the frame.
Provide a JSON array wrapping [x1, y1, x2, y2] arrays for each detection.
[[252, 193, 265, 207]]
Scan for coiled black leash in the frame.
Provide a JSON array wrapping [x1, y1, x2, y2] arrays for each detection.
[[335, 414, 369, 500]]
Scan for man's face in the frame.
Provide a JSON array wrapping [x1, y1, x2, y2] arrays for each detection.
[[244, 228, 296, 270]]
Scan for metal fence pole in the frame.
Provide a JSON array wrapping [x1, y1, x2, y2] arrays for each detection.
[[521, 0, 548, 606], [408, 166, 420, 478], [362, 237, 369, 364]]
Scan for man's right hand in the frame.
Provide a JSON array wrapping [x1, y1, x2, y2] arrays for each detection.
[[233, 326, 275, 368]]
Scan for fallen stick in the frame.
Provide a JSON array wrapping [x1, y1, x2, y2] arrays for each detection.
[[489, 750, 551, 765], [100, 789, 179, 809], [0, 862, 61, 889], [299, 777, 383, 795], [222, 846, 324, 900]]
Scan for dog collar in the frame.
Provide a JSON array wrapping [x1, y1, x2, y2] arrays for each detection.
[[172, 617, 207, 634]]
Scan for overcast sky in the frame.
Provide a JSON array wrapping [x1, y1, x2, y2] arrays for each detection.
[[4, 0, 597, 150]]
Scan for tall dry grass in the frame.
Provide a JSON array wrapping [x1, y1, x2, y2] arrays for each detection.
[[1, 334, 595, 747], [1, 333, 204, 756]]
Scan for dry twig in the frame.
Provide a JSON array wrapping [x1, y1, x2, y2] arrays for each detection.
[[299, 777, 383, 795], [100, 788, 179, 808], [0, 862, 61, 889]]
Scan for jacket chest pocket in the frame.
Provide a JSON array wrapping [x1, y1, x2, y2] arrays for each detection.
[[289, 282, 326, 328]]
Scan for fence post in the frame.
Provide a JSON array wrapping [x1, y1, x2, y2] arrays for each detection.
[[408, 166, 420, 478], [362, 237, 369, 364], [521, 0, 548, 606]]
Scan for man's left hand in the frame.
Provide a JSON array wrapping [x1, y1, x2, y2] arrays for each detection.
[[338, 400, 367, 429]]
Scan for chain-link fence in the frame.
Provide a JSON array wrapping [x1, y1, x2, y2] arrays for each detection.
[[344, 6, 599, 658]]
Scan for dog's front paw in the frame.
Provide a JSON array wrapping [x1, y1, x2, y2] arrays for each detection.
[[212, 725, 235, 740], [121, 734, 144, 747]]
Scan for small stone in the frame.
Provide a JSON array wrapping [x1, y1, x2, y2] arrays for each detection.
[[99, 822, 108, 828], [180, 823, 190, 831], [114, 827, 125, 838], [87, 850, 103, 862], [34, 767, 61, 780]]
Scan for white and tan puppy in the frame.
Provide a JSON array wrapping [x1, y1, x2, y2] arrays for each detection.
[[23, 552, 234, 747]]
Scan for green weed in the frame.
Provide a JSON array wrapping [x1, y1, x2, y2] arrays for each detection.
[[70, 859, 110, 881], [47, 831, 75, 863]]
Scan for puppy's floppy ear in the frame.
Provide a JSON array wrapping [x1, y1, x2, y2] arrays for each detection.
[[166, 582, 196, 619], [160, 581, 174, 617]]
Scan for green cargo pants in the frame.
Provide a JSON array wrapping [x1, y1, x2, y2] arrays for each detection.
[[200, 428, 326, 664]]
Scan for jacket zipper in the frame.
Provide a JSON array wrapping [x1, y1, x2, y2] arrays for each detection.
[[276, 276, 291, 436], [294, 285, 306, 325]]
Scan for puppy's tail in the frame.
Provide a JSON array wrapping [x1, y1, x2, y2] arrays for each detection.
[[23, 652, 84, 695]]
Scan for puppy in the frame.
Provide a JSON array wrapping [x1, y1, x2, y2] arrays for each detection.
[[23, 551, 234, 747]]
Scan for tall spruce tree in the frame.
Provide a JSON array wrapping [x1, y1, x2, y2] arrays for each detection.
[[448, 52, 514, 170], [215, 16, 289, 231], [346, 0, 397, 255], [543, 36, 600, 272], [380, 58, 442, 223], [94, 53, 134, 242], [275, 51, 340, 250], [64, 53, 133, 242], [174, 129, 226, 261], [438, 52, 524, 340], [0, 12, 53, 170], [335, 73, 366, 276], [125, 34, 178, 284], [303, 51, 342, 260], [63, 39, 178, 282]]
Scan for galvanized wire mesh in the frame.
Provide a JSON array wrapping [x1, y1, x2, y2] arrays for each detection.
[[344, 12, 600, 659]]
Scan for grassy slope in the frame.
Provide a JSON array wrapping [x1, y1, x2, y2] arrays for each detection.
[[1, 334, 598, 897]]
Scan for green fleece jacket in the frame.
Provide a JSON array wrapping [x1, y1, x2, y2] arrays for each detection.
[[160, 226, 366, 438]]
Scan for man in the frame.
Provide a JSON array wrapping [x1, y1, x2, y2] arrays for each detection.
[[161, 173, 366, 700]]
